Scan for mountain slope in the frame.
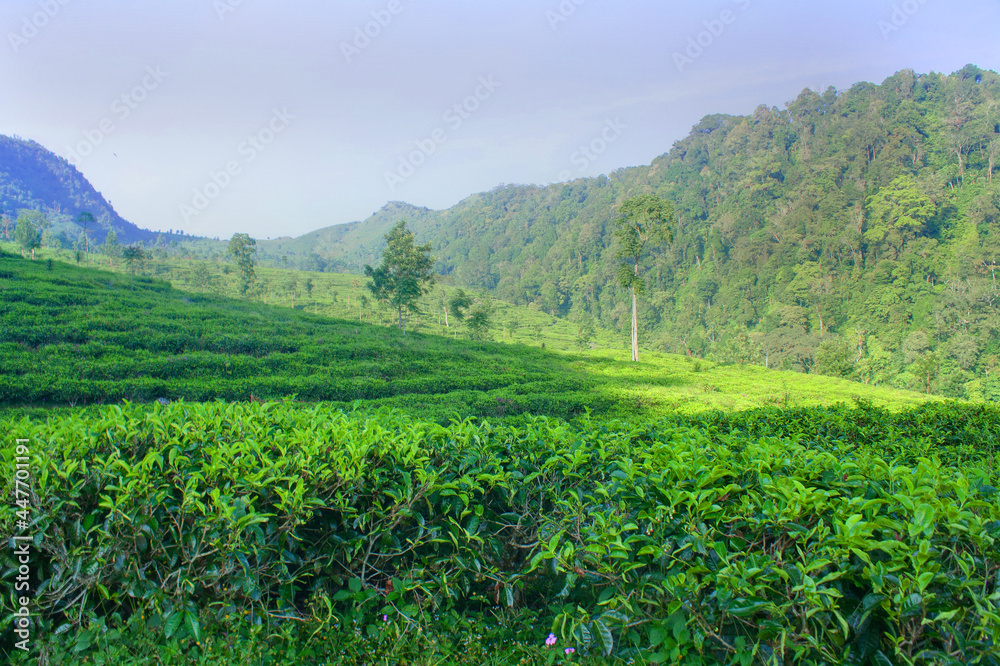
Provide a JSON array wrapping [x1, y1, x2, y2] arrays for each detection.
[[261, 65, 1000, 399], [0, 134, 155, 244]]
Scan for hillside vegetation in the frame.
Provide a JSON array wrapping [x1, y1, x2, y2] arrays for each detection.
[[0, 251, 936, 419], [3, 400, 998, 664], [5, 68, 1000, 401], [4, 66, 1000, 666], [251, 66, 1000, 401]]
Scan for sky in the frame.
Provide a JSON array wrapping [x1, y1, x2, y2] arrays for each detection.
[[1, 0, 998, 241]]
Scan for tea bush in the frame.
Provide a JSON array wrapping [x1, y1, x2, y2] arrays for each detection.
[[1, 253, 940, 421], [2, 401, 998, 664]]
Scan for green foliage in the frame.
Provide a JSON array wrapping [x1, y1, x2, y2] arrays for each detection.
[[614, 194, 675, 295], [3, 242, 998, 663], [122, 245, 144, 271], [817, 335, 856, 378], [227, 233, 257, 295], [364, 220, 435, 330], [2, 401, 998, 664], [247, 67, 1000, 396], [984, 375, 1000, 402], [14, 210, 42, 254], [0, 252, 944, 419], [104, 229, 122, 264], [615, 194, 675, 362], [77, 212, 94, 252], [467, 303, 492, 341], [449, 289, 474, 323], [864, 175, 935, 258], [576, 317, 596, 351]]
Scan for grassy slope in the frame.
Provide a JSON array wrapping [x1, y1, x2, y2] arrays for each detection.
[[0, 251, 938, 419], [22, 242, 621, 349]]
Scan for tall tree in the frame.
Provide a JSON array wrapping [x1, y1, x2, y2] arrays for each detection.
[[104, 230, 122, 268], [614, 194, 675, 362], [0, 212, 13, 241], [466, 293, 495, 341], [227, 233, 257, 295], [364, 220, 435, 332], [864, 175, 934, 259], [77, 212, 94, 267], [448, 289, 474, 339], [122, 245, 145, 288], [14, 214, 40, 258]]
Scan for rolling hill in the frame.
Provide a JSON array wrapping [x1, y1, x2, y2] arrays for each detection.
[[0, 249, 939, 419]]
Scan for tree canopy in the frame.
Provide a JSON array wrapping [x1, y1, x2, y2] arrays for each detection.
[[364, 220, 435, 331], [227, 233, 258, 295], [614, 193, 675, 361], [14, 211, 42, 256]]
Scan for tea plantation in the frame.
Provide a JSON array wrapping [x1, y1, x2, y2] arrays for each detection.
[[1, 253, 999, 665], [0, 252, 937, 420]]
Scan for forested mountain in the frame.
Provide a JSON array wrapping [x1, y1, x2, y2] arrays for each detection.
[[263, 65, 1000, 399], [0, 134, 155, 245]]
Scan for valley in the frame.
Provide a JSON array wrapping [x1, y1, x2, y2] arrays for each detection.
[[2, 63, 999, 665]]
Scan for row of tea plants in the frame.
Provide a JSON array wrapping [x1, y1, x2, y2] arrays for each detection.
[[2, 401, 998, 664], [1, 252, 937, 423]]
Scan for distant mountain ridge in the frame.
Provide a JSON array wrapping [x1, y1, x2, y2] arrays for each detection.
[[258, 201, 434, 270], [0, 134, 155, 244]]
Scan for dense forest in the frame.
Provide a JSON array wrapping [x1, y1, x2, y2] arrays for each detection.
[[260, 65, 1000, 400]]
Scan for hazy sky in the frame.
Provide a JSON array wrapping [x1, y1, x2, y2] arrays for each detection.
[[1, 1, 998, 240]]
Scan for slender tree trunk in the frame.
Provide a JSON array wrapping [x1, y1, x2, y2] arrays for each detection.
[[631, 290, 639, 366], [631, 290, 638, 361], [631, 261, 640, 362]]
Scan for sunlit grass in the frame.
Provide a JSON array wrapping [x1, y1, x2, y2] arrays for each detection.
[[1, 246, 943, 421]]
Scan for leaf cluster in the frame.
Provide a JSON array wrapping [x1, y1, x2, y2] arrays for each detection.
[[2, 402, 998, 664]]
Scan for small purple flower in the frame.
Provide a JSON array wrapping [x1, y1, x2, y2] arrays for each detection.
[[382, 614, 388, 622], [545, 632, 557, 647], [564, 647, 575, 655]]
